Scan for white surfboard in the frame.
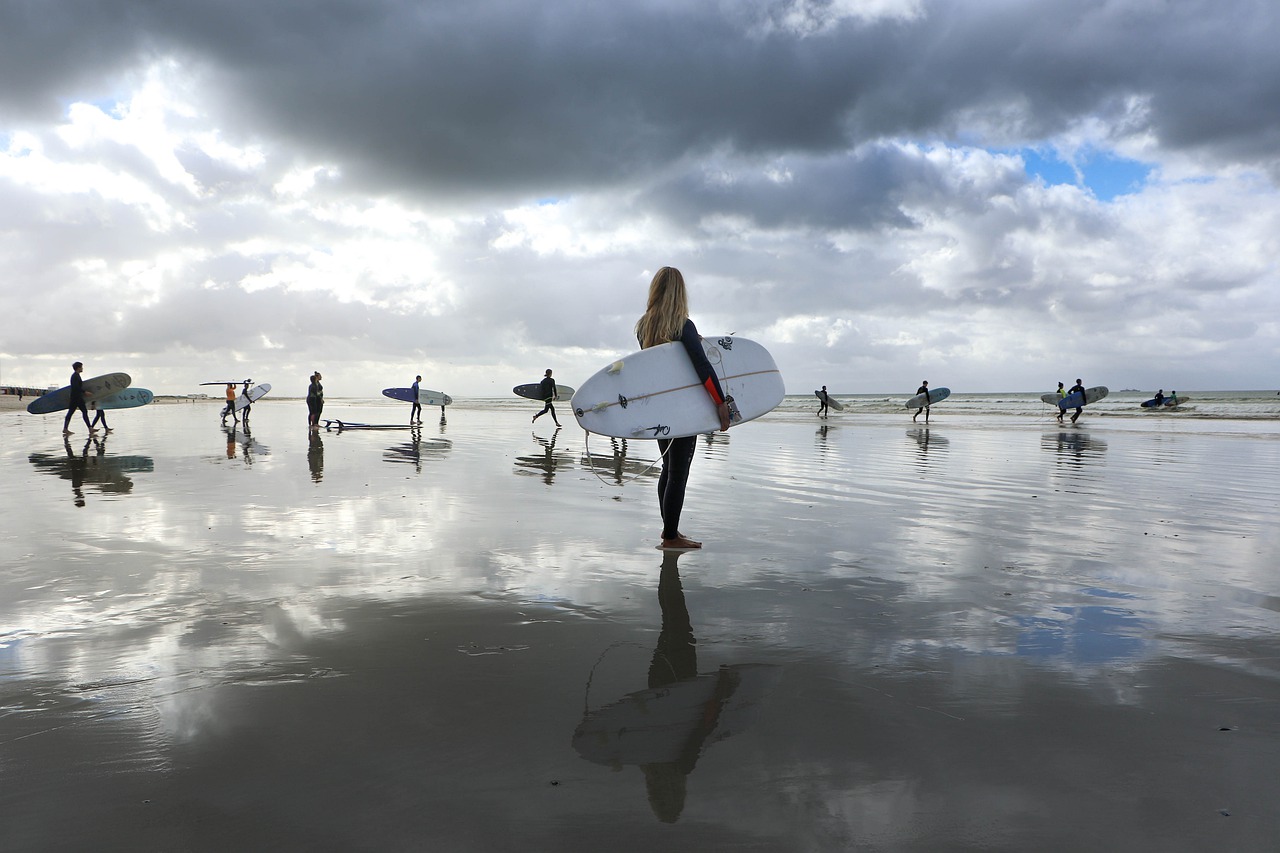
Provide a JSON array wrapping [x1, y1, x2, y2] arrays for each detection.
[[1051, 385, 1108, 410], [905, 387, 950, 409], [234, 383, 271, 411], [571, 335, 785, 439], [815, 390, 844, 411]]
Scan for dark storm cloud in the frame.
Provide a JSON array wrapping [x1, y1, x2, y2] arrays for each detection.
[[3, 0, 1278, 201]]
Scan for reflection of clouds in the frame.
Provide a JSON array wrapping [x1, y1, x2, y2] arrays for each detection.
[[28, 439, 154, 503]]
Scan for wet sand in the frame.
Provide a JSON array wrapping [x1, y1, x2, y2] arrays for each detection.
[[2, 401, 1280, 850]]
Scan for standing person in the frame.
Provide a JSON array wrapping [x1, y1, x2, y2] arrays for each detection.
[[307, 372, 324, 430], [1067, 378, 1086, 423], [817, 385, 830, 418], [410, 375, 422, 425], [912, 380, 931, 423], [1153, 389, 1165, 407], [239, 380, 253, 429], [531, 369, 561, 427], [636, 266, 731, 551], [62, 362, 96, 435], [221, 383, 238, 425]]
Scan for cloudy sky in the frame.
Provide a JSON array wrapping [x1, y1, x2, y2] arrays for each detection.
[[2, 0, 1277, 397]]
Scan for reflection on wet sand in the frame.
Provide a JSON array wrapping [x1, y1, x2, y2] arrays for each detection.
[[580, 437, 659, 485], [573, 551, 778, 823], [28, 437, 154, 506], [514, 428, 574, 484], [307, 430, 324, 481], [1043, 430, 1108, 476], [906, 427, 949, 468], [383, 435, 453, 472], [221, 424, 269, 465]]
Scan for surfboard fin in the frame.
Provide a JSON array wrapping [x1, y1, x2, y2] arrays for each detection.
[[607, 361, 624, 375]]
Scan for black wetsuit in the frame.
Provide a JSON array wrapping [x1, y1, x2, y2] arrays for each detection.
[[650, 319, 726, 541], [63, 372, 92, 431], [307, 379, 324, 426], [532, 376, 559, 425]]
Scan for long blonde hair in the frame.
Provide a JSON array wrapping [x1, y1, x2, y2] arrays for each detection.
[[635, 266, 690, 349]]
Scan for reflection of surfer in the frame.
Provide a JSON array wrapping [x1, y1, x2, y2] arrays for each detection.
[[64, 436, 89, 507], [912, 380, 930, 423], [531, 369, 561, 426], [817, 385, 830, 418], [636, 267, 731, 550], [63, 362, 97, 435], [307, 430, 324, 481]]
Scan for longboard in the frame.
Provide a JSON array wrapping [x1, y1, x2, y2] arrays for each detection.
[[234, 383, 271, 412], [571, 335, 784, 439], [382, 387, 452, 407], [27, 373, 132, 414], [905, 387, 951, 409], [199, 380, 251, 386], [514, 383, 575, 401], [1055, 386, 1108, 410], [90, 388, 154, 410], [815, 390, 844, 411]]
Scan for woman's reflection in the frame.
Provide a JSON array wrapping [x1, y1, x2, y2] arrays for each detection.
[[573, 551, 776, 823], [307, 430, 324, 481]]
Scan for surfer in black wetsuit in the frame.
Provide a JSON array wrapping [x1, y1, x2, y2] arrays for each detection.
[[1068, 378, 1086, 423], [62, 362, 96, 435], [531, 369, 561, 426], [307, 372, 324, 431], [239, 380, 253, 429], [636, 267, 731, 551], [912, 380, 930, 423], [1153, 389, 1165, 407], [410, 375, 422, 424], [817, 385, 830, 418]]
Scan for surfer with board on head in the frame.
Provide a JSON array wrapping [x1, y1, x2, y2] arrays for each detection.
[[636, 267, 732, 551], [62, 362, 97, 435], [911, 380, 931, 423], [531, 369, 562, 427], [221, 383, 238, 425]]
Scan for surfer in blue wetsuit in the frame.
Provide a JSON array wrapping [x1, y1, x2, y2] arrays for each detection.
[[817, 385, 830, 418], [410, 375, 422, 425], [912, 380, 930, 423], [1068, 378, 1086, 423], [62, 362, 97, 435], [636, 266, 732, 551], [531, 369, 561, 426]]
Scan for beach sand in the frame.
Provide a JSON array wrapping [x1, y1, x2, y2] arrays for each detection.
[[2, 399, 1279, 850]]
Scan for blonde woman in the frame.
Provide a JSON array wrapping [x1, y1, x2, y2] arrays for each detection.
[[636, 267, 731, 550]]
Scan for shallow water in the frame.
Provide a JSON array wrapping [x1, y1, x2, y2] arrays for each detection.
[[3, 400, 1280, 850]]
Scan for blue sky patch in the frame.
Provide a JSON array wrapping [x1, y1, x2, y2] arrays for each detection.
[[1020, 148, 1152, 201]]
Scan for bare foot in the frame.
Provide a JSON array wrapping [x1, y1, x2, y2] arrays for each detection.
[[660, 536, 702, 550]]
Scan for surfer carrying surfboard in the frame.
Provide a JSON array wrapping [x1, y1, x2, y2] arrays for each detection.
[[817, 386, 830, 418], [636, 267, 732, 551], [410, 375, 422, 425], [62, 362, 97, 435], [221, 383, 237, 425], [911, 380, 931, 423], [531, 369, 562, 427], [1067, 378, 1086, 423]]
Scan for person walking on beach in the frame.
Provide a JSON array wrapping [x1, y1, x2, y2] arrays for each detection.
[[89, 407, 111, 433], [221, 383, 238, 426], [636, 266, 731, 551], [239, 380, 254, 429], [307, 372, 324, 430], [63, 362, 97, 435], [531, 369, 561, 427], [410, 375, 422, 425], [1067, 378, 1086, 424], [1055, 381, 1066, 423], [817, 385, 830, 418], [912, 380, 931, 423]]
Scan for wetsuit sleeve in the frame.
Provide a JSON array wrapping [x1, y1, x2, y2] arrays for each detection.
[[678, 319, 726, 405]]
